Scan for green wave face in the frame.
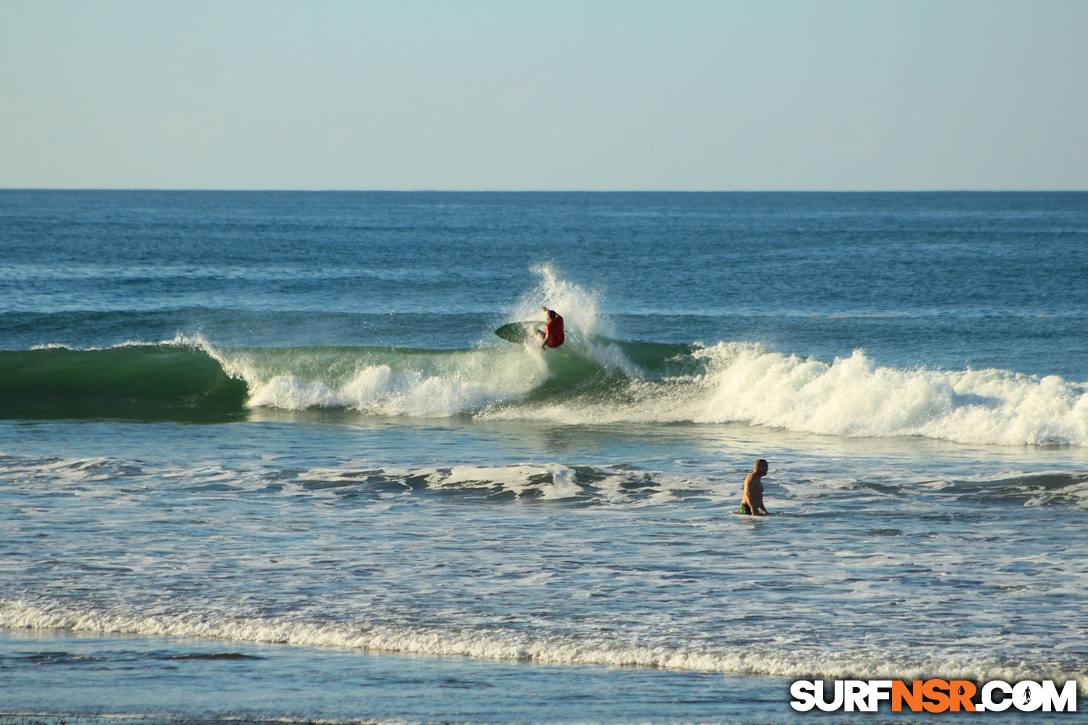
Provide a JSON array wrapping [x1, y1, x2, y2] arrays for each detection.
[[0, 346, 250, 422]]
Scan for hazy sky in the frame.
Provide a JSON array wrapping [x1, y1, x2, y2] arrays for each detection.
[[2, 0, 1086, 190]]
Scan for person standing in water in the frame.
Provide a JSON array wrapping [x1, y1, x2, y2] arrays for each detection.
[[536, 306, 565, 350], [739, 459, 770, 515]]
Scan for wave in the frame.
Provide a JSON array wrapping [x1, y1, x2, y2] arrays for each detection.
[[687, 345, 1088, 447], [3, 336, 1087, 446], [0, 343, 249, 421], [3, 599, 1083, 686]]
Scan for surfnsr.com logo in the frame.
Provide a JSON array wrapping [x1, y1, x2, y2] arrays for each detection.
[[790, 679, 1078, 713]]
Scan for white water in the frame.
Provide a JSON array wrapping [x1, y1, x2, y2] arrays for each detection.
[[4, 425, 1087, 698]]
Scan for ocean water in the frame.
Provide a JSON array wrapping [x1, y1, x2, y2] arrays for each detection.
[[1, 190, 1087, 724]]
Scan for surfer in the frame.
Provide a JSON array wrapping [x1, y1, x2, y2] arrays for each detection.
[[738, 459, 769, 516], [536, 306, 565, 350]]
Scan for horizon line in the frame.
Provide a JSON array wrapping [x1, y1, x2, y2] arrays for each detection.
[[2, 187, 1086, 194]]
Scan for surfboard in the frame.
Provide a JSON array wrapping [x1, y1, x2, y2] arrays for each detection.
[[495, 321, 539, 343]]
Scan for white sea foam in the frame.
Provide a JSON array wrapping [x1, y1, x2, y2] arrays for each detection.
[[439, 464, 581, 499], [290, 462, 701, 504], [245, 368, 507, 417], [693, 344, 1088, 446], [222, 347, 549, 417], [3, 599, 1082, 687]]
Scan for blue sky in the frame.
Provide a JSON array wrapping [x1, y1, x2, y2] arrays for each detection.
[[2, 0, 1086, 190]]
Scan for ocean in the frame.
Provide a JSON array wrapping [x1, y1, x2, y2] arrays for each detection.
[[1, 190, 1086, 724]]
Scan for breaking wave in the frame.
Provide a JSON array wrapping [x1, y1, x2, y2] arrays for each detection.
[[3, 335, 1086, 447]]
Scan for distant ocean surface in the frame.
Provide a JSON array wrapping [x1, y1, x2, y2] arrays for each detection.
[[2, 190, 1087, 724]]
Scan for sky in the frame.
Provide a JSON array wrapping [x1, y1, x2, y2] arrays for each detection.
[[1, 0, 1086, 191]]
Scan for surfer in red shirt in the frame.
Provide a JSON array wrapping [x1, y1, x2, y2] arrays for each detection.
[[536, 306, 565, 350]]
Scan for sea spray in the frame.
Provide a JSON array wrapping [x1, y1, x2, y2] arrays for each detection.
[[513, 264, 616, 341]]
